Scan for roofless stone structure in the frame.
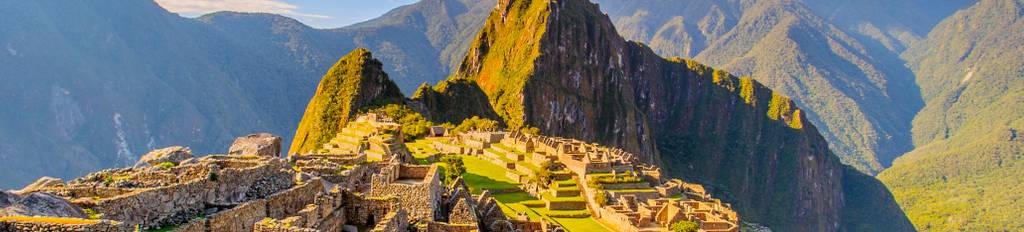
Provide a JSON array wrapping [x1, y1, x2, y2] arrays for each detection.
[[2, 114, 736, 232]]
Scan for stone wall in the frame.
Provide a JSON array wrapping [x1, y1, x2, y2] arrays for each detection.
[[397, 165, 431, 179], [0, 219, 129, 232], [266, 181, 324, 219], [77, 158, 293, 228], [596, 206, 642, 232], [170, 218, 205, 232], [344, 194, 397, 226], [473, 191, 510, 231], [368, 164, 441, 221], [509, 220, 544, 232], [419, 221, 479, 232], [206, 199, 267, 232], [447, 197, 477, 225], [369, 209, 408, 232], [601, 182, 650, 190], [545, 200, 587, 210], [253, 218, 319, 232], [606, 191, 660, 202]]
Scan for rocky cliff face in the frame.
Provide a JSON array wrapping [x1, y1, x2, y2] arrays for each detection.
[[434, 0, 912, 230], [289, 49, 405, 154], [594, 0, 960, 174]]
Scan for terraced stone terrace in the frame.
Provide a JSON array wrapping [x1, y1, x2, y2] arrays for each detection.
[[420, 130, 741, 232], [3, 113, 736, 232], [455, 155, 611, 232]]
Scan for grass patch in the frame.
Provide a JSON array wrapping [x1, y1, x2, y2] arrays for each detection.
[[492, 191, 536, 203], [461, 155, 519, 194], [541, 192, 585, 203], [552, 217, 612, 232], [608, 188, 657, 193], [406, 140, 439, 164]]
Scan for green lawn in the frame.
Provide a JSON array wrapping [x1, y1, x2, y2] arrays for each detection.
[[405, 140, 438, 164], [492, 191, 534, 203], [553, 217, 612, 232], [460, 155, 608, 232], [461, 155, 519, 194]]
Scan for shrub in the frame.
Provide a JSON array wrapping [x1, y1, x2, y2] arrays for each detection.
[[156, 162, 176, 170], [453, 116, 500, 133], [520, 126, 541, 135], [594, 190, 608, 206], [670, 220, 700, 232], [595, 173, 643, 185], [368, 104, 434, 141], [83, 208, 101, 219], [440, 155, 465, 184], [536, 162, 552, 185]]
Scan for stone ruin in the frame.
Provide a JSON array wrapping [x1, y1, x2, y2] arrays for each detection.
[[1, 113, 738, 232], [229, 133, 283, 158], [1, 113, 514, 232], [433, 130, 741, 232]]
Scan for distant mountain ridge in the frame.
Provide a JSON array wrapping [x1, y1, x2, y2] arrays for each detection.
[[879, 0, 1024, 230], [594, 0, 975, 174], [3, 0, 1020, 230], [406, 0, 913, 230], [0, 0, 492, 188]]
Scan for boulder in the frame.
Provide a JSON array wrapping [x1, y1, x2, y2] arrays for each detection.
[[0, 191, 86, 218], [228, 133, 282, 157], [14, 176, 64, 194], [135, 146, 192, 168]]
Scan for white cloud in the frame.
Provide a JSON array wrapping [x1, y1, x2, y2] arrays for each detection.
[[155, 0, 332, 19]]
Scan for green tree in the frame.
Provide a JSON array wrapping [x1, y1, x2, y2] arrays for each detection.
[[670, 220, 700, 232], [440, 155, 465, 185], [520, 126, 541, 135], [368, 104, 434, 141], [453, 116, 500, 133], [594, 190, 608, 206]]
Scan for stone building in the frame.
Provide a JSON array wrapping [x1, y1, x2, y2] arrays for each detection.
[[2, 114, 736, 232]]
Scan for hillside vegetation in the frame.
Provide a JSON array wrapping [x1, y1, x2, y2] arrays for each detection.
[[427, 0, 913, 230], [594, 0, 975, 174], [879, 0, 1024, 230], [289, 49, 405, 154]]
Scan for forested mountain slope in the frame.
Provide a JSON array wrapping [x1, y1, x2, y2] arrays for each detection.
[[594, 0, 974, 174], [879, 0, 1024, 230], [414, 0, 913, 230]]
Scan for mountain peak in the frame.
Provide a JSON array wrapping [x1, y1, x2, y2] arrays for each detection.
[[289, 48, 405, 155], [438, 0, 916, 230]]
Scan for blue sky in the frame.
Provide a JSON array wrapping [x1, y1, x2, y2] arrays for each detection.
[[155, 0, 420, 29]]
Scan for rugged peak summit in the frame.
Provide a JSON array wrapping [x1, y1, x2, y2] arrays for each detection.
[[289, 48, 405, 155], [440, 0, 913, 230]]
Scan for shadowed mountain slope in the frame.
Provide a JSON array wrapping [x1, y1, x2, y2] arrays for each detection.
[[415, 0, 914, 230], [594, 0, 975, 174]]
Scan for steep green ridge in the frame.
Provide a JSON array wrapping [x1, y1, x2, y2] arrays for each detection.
[[592, 0, 969, 174], [879, 0, 1024, 230], [453, 0, 551, 130], [409, 80, 501, 124], [289, 49, 404, 154], [435, 0, 913, 230]]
